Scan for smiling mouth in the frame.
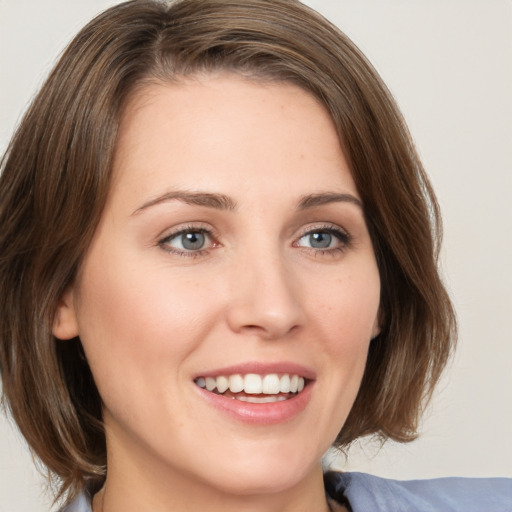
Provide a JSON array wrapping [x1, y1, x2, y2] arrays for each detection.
[[194, 373, 306, 403]]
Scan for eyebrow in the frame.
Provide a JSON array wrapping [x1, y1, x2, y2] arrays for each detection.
[[132, 190, 362, 216], [132, 191, 238, 215], [297, 192, 363, 210]]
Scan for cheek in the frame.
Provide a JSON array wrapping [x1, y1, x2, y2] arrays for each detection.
[[311, 267, 380, 348], [307, 265, 380, 416], [73, 252, 221, 397]]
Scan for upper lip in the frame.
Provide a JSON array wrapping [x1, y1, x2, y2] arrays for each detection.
[[194, 361, 316, 381]]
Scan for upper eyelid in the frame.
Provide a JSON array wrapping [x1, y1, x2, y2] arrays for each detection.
[[158, 223, 217, 240], [159, 222, 347, 237], [295, 222, 350, 237], [160, 229, 211, 245]]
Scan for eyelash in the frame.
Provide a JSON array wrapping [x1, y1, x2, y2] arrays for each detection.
[[158, 223, 351, 258]]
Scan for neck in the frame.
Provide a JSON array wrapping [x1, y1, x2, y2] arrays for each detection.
[[94, 450, 332, 512]]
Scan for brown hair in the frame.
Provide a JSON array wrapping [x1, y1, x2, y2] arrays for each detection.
[[0, 0, 456, 501]]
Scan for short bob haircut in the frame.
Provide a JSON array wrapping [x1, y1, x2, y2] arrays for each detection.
[[0, 0, 456, 501]]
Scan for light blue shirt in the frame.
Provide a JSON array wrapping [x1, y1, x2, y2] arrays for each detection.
[[325, 472, 512, 511]]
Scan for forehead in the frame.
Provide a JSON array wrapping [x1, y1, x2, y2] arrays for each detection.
[[109, 74, 358, 210]]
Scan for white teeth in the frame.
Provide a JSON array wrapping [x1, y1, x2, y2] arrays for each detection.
[[262, 374, 280, 394], [290, 374, 298, 393], [205, 377, 216, 391], [244, 374, 262, 394], [195, 373, 307, 395], [279, 374, 291, 393], [216, 375, 229, 393], [229, 374, 244, 393], [236, 395, 288, 403]]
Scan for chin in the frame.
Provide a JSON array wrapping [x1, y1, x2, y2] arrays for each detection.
[[206, 465, 309, 497], [192, 439, 322, 497]]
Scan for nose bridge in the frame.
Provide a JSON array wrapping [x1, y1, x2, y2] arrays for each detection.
[[226, 237, 304, 339]]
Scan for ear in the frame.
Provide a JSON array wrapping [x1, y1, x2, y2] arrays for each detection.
[[370, 310, 382, 340], [52, 286, 79, 340]]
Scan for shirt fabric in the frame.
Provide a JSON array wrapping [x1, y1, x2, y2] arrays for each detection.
[[60, 471, 512, 512]]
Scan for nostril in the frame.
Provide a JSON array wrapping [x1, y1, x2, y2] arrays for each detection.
[[225, 278, 305, 339], [239, 323, 299, 341]]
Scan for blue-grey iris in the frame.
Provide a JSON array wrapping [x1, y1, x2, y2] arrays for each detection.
[[309, 232, 331, 249], [182, 232, 205, 250]]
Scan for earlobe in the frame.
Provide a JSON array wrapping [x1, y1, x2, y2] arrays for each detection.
[[52, 287, 79, 340], [371, 311, 382, 340]]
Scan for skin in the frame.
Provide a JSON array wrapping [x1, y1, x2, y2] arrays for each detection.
[[54, 74, 380, 512]]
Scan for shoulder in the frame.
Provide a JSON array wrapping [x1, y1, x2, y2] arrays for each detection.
[[324, 471, 512, 512]]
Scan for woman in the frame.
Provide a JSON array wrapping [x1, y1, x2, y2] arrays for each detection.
[[0, 1, 510, 511]]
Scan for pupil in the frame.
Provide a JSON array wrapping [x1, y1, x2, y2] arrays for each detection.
[[310, 232, 331, 248], [182, 232, 205, 250]]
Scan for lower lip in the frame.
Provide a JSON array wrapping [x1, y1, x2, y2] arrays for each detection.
[[195, 383, 314, 425]]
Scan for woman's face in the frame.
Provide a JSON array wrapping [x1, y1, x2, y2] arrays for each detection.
[[55, 75, 380, 496]]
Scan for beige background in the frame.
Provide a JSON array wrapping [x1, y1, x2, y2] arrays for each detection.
[[1, 1, 511, 510]]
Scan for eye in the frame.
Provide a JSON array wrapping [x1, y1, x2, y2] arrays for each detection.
[[295, 226, 350, 252], [159, 227, 215, 255]]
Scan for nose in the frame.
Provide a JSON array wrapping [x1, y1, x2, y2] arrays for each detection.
[[225, 250, 305, 340]]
